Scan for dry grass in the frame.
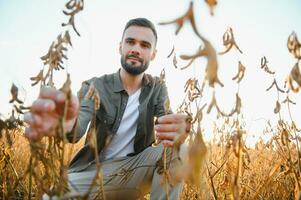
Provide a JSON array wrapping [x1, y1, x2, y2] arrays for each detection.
[[1, 124, 299, 199], [0, 129, 85, 199]]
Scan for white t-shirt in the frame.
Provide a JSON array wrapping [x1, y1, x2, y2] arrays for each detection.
[[103, 89, 141, 160]]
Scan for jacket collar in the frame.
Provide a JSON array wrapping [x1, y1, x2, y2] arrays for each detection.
[[113, 69, 151, 93]]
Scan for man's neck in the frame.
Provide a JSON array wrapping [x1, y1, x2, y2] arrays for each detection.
[[120, 68, 143, 95]]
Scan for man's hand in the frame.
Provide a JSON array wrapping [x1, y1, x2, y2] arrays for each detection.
[[154, 113, 191, 147], [24, 86, 79, 141]]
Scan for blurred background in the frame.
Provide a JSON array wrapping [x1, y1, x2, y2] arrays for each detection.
[[0, 0, 301, 146]]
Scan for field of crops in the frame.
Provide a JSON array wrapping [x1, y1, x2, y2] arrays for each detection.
[[1, 0, 301, 199]]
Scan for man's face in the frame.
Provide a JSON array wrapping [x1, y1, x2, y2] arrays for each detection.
[[119, 25, 157, 75]]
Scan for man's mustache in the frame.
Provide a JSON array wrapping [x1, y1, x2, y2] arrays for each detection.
[[126, 55, 143, 63]]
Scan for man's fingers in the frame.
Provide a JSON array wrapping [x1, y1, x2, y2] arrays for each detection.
[[161, 140, 174, 147], [157, 113, 187, 124], [30, 99, 56, 113], [39, 86, 66, 103], [25, 127, 41, 141], [155, 123, 178, 132], [24, 112, 43, 128], [155, 113, 189, 147], [54, 94, 79, 119], [24, 87, 77, 143], [39, 86, 79, 119], [156, 132, 176, 141]]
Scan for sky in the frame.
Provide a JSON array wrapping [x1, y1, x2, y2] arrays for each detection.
[[0, 0, 301, 145]]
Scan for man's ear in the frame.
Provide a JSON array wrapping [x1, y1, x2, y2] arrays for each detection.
[[151, 49, 157, 61]]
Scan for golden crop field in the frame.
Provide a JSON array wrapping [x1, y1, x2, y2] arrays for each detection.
[[1, 0, 301, 199]]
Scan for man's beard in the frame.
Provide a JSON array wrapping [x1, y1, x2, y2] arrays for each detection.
[[120, 55, 149, 75]]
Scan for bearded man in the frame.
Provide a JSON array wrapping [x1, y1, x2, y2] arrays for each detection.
[[25, 18, 190, 200]]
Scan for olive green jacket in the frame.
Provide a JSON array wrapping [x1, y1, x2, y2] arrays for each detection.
[[68, 70, 170, 172]]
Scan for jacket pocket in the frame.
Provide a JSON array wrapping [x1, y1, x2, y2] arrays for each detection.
[[96, 111, 115, 127]]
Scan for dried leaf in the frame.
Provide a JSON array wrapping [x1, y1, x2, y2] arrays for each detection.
[[289, 62, 301, 92], [163, 98, 171, 114], [0, 119, 6, 134], [184, 78, 202, 101], [207, 92, 217, 114], [159, 68, 166, 84], [66, 0, 76, 10], [266, 78, 285, 93], [260, 56, 275, 75], [47, 75, 55, 88], [287, 32, 301, 60], [159, 2, 202, 39], [184, 78, 197, 93], [60, 73, 72, 97], [192, 103, 207, 123], [19, 105, 31, 111], [64, 31, 73, 46], [274, 101, 281, 114], [84, 84, 96, 100], [87, 125, 97, 150], [187, 128, 207, 187], [161, 1, 222, 87], [6, 110, 17, 130], [220, 93, 242, 117], [152, 116, 161, 147], [167, 46, 175, 58], [219, 27, 243, 55], [84, 83, 101, 111], [93, 93, 101, 111], [261, 56, 267, 69], [40, 32, 71, 78], [291, 121, 301, 132], [173, 53, 178, 69], [282, 95, 296, 105], [9, 83, 23, 104], [30, 70, 44, 86], [234, 93, 242, 115], [14, 105, 24, 114], [180, 58, 195, 70], [232, 61, 246, 83], [180, 39, 223, 87], [205, 0, 217, 16], [62, 0, 84, 36], [288, 76, 299, 93]]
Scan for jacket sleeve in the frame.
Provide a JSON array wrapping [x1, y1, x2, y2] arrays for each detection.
[[154, 82, 173, 118], [66, 80, 94, 143]]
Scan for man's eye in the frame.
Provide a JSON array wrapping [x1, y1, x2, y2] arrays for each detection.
[[127, 40, 135, 45], [141, 43, 150, 49]]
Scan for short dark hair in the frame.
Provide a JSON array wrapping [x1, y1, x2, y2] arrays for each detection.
[[122, 18, 158, 43]]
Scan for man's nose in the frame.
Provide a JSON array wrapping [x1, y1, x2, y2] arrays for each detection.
[[129, 45, 141, 56]]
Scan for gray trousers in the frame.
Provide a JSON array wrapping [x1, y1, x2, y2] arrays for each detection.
[[44, 144, 183, 200]]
